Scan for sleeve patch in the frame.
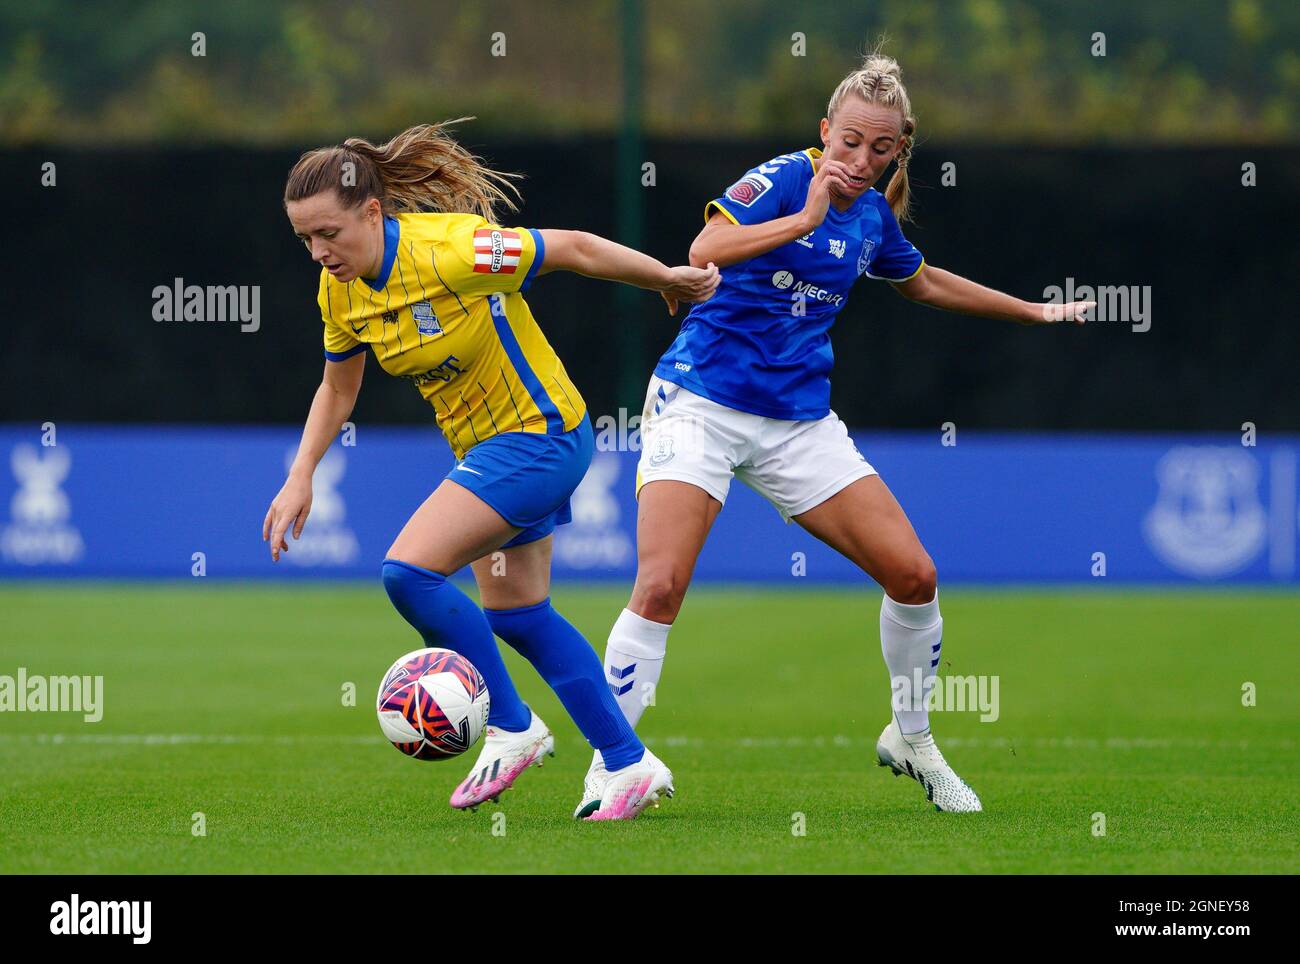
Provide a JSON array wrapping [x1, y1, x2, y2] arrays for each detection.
[[724, 172, 774, 208], [473, 228, 523, 274]]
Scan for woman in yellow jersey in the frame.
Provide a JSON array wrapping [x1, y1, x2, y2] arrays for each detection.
[[262, 121, 719, 820]]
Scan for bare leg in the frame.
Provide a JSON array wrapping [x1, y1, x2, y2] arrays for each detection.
[[792, 475, 936, 603], [385, 478, 522, 574], [627, 480, 724, 623], [471, 535, 553, 610]]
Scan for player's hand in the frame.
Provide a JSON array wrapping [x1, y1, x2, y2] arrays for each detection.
[[1027, 300, 1094, 326], [660, 262, 721, 316], [262, 475, 313, 562], [801, 159, 857, 231]]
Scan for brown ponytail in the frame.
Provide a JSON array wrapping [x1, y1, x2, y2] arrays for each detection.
[[284, 119, 521, 221]]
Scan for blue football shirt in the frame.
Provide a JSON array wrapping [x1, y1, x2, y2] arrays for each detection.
[[654, 148, 924, 420]]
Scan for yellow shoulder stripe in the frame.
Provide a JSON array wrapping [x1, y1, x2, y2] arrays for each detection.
[[704, 200, 740, 226], [890, 259, 926, 283]]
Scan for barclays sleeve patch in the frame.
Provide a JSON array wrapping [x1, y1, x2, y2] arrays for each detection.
[[724, 172, 774, 208]]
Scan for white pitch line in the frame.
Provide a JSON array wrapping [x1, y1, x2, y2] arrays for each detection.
[[0, 733, 379, 746], [655, 735, 1289, 750], [0, 733, 1290, 750]]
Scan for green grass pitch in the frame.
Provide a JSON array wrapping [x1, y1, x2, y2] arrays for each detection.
[[1, 583, 1296, 874]]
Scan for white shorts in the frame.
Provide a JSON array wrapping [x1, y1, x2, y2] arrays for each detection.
[[634, 374, 878, 522]]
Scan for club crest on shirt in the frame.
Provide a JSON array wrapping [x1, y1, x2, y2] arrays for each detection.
[[724, 172, 773, 208], [648, 436, 676, 466], [411, 301, 441, 336], [857, 239, 876, 276]]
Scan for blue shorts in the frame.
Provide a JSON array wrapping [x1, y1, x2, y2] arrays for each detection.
[[445, 414, 594, 548]]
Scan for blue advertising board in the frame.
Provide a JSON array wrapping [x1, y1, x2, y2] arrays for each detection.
[[1, 424, 1296, 584]]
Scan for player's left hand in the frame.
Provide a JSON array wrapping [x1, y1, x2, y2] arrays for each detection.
[[1028, 300, 1093, 326], [660, 262, 721, 316]]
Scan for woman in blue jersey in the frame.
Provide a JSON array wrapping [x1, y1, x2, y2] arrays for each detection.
[[584, 54, 1094, 815], [262, 121, 719, 820]]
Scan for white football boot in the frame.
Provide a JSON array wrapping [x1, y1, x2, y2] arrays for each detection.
[[572, 750, 676, 820], [450, 709, 554, 811], [876, 720, 982, 813], [573, 750, 607, 819], [585, 747, 675, 821]]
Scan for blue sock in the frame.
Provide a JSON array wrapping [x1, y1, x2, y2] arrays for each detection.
[[485, 598, 645, 771], [381, 559, 531, 732]]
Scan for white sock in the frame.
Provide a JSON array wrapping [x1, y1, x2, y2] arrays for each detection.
[[879, 590, 942, 735], [604, 608, 671, 728]]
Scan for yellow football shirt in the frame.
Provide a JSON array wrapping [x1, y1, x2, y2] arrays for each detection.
[[317, 212, 586, 459]]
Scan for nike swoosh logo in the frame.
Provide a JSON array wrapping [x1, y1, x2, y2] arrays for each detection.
[[455, 465, 483, 476], [350, 323, 366, 334]]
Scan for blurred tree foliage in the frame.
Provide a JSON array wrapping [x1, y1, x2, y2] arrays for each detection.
[[1, 0, 1296, 144]]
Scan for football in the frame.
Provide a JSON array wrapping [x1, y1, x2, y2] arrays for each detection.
[[376, 648, 490, 760]]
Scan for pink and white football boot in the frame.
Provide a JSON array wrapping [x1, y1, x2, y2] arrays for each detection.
[[584, 748, 675, 821], [449, 709, 554, 811]]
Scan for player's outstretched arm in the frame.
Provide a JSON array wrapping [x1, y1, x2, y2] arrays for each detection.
[[262, 352, 365, 561], [892, 265, 1094, 326], [537, 229, 720, 316]]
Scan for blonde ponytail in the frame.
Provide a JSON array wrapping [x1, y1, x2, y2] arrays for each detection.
[[284, 119, 521, 222], [827, 50, 916, 222]]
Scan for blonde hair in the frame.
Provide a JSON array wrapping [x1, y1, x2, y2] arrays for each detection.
[[826, 51, 916, 222], [284, 119, 521, 222]]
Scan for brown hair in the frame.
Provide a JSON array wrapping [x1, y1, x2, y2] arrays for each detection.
[[283, 119, 521, 221], [827, 50, 916, 222]]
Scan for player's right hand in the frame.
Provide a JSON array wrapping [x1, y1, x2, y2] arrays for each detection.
[[263, 475, 313, 562], [801, 158, 857, 230]]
